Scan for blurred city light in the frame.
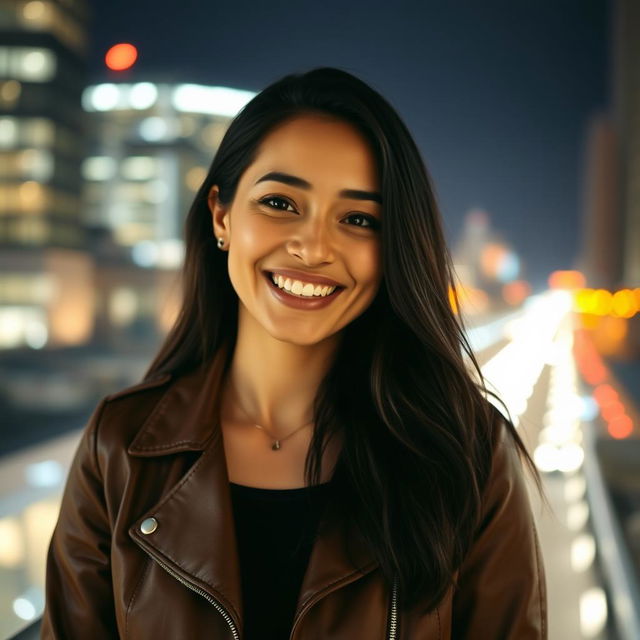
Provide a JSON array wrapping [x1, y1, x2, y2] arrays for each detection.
[[129, 82, 157, 109], [566, 501, 590, 532], [579, 588, 608, 637], [171, 84, 256, 116], [12, 597, 36, 621], [548, 270, 586, 290], [24, 460, 63, 488], [105, 43, 138, 71], [571, 533, 596, 572]]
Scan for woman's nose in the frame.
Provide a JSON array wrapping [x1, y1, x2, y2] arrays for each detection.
[[287, 216, 336, 263]]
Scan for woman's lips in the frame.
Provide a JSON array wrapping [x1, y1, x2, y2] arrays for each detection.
[[265, 271, 342, 294], [262, 271, 344, 309]]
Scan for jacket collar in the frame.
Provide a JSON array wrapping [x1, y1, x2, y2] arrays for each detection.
[[127, 346, 379, 636]]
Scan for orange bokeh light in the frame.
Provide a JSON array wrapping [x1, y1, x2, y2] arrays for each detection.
[[593, 383, 618, 406], [502, 280, 531, 305], [601, 400, 624, 421], [608, 415, 633, 439], [105, 43, 138, 71], [548, 270, 586, 290], [479, 243, 507, 278]]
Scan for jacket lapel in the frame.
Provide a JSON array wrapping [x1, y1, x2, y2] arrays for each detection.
[[127, 347, 379, 636]]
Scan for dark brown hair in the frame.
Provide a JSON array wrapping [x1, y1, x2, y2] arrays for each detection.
[[143, 66, 548, 613]]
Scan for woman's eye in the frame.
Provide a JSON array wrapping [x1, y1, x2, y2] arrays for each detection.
[[259, 196, 295, 212], [259, 197, 379, 230], [345, 213, 380, 230]]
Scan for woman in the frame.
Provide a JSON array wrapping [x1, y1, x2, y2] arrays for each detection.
[[42, 67, 548, 639]]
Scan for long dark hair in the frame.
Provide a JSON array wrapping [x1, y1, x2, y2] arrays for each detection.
[[143, 66, 548, 613]]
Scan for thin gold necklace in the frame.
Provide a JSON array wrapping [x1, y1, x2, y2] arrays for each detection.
[[229, 388, 314, 451]]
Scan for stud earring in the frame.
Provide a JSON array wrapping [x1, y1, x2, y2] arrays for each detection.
[[217, 237, 225, 249]]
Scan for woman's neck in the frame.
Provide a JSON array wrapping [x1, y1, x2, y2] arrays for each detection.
[[220, 309, 342, 439]]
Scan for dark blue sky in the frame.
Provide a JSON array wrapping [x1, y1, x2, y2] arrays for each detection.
[[89, 0, 610, 291]]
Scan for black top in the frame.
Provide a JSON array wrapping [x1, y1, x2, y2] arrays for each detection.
[[229, 481, 333, 640]]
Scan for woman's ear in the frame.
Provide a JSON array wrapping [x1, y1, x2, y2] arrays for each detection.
[[208, 185, 230, 241]]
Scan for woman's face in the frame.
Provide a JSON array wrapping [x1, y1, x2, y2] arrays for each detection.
[[209, 113, 383, 347]]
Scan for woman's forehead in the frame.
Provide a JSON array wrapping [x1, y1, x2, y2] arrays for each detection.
[[244, 121, 380, 192]]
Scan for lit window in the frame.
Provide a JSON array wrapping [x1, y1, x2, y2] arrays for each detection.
[[129, 82, 158, 110], [18, 149, 53, 181], [129, 82, 158, 109], [0, 117, 54, 148], [200, 121, 227, 148], [0, 118, 18, 148], [109, 287, 139, 326], [82, 156, 117, 181], [0, 47, 57, 82], [185, 166, 206, 191], [0, 80, 21, 107], [84, 84, 120, 111], [121, 156, 158, 180], [19, 181, 46, 212], [132, 241, 158, 267], [139, 117, 169, 141], [14, 217, 49, 244], [22, 1, 49, 25], [146, 179, 168, 204], [25, 118, 54, 146], [0, 151, 52, 180]]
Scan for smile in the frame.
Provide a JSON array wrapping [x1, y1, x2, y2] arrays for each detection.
[[269, 272, 338, 297], [262, 271, 345, 310]]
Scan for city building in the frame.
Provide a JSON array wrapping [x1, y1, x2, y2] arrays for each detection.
[[0, 0, 91, 348], [579, 0, 640, 290], [577, 115, 620, 289], [613, 0, 640, 287], [0, 1, 256, 351], [81, 79, 254, 252], [80, 78, 255, 343], [576, 0, 640, 357]]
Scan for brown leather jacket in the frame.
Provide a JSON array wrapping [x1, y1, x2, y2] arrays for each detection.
[[41, 350, 547, 639]]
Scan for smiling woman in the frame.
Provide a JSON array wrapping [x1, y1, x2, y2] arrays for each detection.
[[207, 112, 384, 354], [41, 67, 549, 639]]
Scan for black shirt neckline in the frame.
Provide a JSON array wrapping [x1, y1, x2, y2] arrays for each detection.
[[228, 481, 332, 502]]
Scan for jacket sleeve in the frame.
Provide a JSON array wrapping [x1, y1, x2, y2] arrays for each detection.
[[41, 397, 119, 639], [451, 410, 548, 639]]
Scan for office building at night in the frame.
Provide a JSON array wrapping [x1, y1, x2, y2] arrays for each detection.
[[612, 0, 640, 286], [79, 79, 255, 344], [579, 0, 640, 291], [81, 80, 255, 255], [0, 0, 91, 348]]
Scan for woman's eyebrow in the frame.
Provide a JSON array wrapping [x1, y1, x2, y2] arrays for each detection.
[[254, 171, 382, 204]]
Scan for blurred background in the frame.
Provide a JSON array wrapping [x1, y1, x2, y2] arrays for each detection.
[[1, 0, 638, 638]]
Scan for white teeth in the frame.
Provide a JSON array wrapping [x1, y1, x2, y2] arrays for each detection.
[[270, 273, 337, 297]]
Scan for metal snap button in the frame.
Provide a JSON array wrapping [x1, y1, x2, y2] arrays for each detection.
[[140, 517, 158, 534]]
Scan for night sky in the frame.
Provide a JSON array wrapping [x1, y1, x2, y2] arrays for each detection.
[[89, 0, 610, 291]]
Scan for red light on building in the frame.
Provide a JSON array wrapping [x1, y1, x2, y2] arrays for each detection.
[[105, 43, 138, 71]]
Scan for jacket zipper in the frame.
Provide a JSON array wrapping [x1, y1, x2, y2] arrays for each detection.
[[287, 573, 399, 640], [388, 575, 399, 639], [141, 549, 240, 640], [142, 544, 397, 640]]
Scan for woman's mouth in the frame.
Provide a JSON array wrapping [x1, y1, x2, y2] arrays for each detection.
[[265, 272, 342, 298], [262, 271, 345, 309]]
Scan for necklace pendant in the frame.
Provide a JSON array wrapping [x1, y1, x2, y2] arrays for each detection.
[[272, 440, 281, 450]]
